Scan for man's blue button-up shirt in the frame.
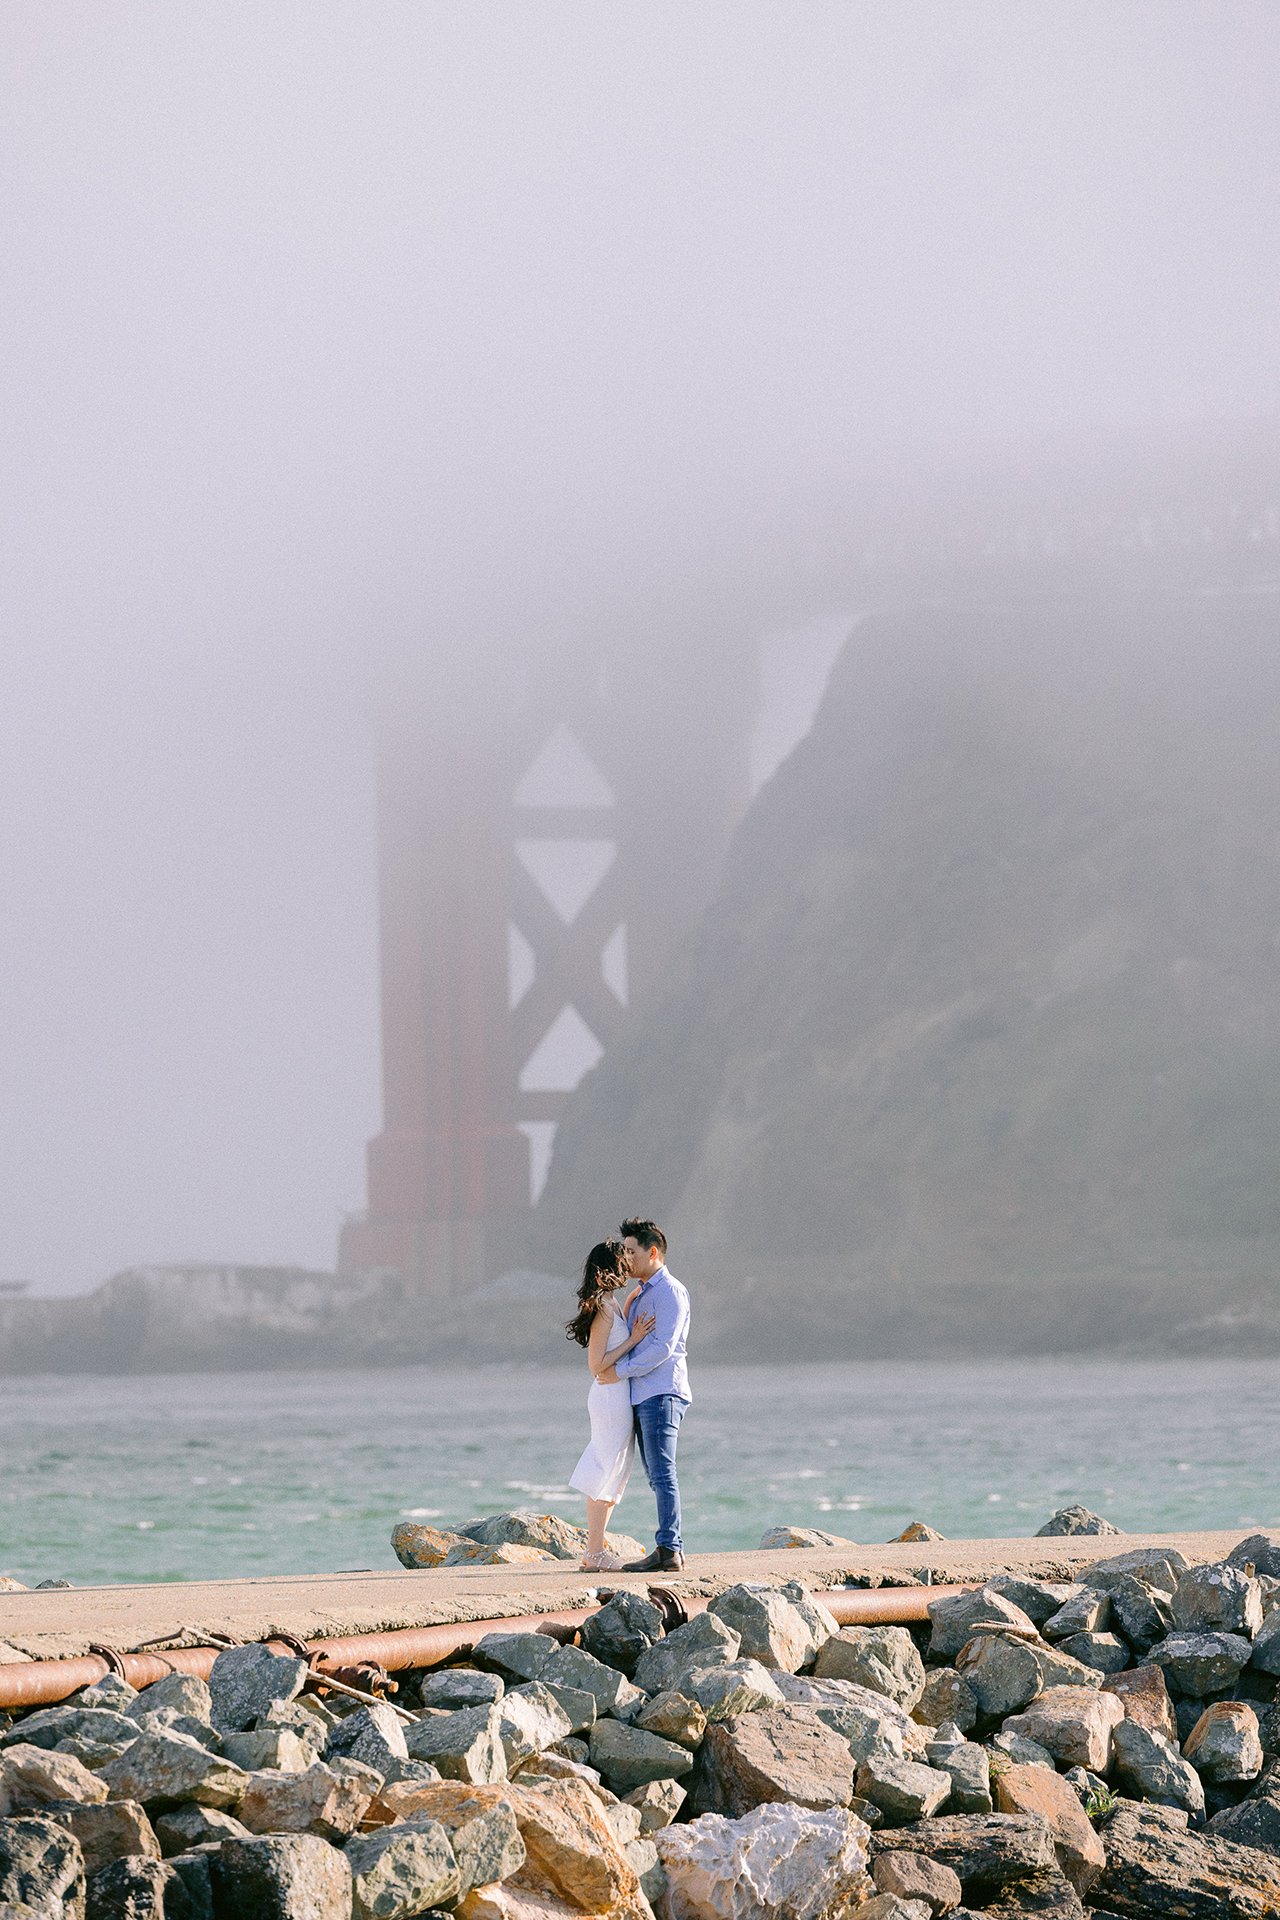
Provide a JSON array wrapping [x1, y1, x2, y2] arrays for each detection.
[[614, 1265, 691, 1405]]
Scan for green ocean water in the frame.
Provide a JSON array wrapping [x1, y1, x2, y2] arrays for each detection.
[[0, 1360, 1276, 1588]]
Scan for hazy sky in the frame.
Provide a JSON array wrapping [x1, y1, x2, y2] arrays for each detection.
[[2, 3, 1277, 1291]]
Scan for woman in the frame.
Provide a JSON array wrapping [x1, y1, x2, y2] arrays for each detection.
[[566, 1239, 655, 1571]]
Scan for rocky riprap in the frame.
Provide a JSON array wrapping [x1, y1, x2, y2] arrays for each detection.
[[4, 1530, 1280, 1918]]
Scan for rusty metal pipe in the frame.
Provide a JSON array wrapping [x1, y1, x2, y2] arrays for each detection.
[[0, 1583, 967, 1711]]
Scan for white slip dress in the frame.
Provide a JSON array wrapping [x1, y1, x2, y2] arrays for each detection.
[[569, 1303, 635, 1504]]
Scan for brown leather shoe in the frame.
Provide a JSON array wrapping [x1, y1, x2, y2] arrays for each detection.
[[620, 1546, 685, 1572]]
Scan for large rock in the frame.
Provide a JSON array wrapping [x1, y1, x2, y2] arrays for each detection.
[[913, 1671, 978, 1735], [775, 1674, 922, 1766], [871, 1848, 962, 1914], [0, 1746, 108, 1815], [987, 1580, 1081, 1627], [418, 1671, 505, 1712], [441, 1541, 560, 1568], [707, 1584, 832, 1673], [1108, 1576, 1175, 1653], [38, 1803, 159, 1887], [1079, 1547, 1187, 1594], [221, 1728, 312, 1775], [926, 1739, 992, 1816], [405, 1705, 507, 1783], [690, 1707, 855, 1819], [378, 1782, 525, 1895], [633, 1615, 741, 1697], [1101, 1665, 1178, 1743], [578, 1592, 666, 1679], [1172, 1561, 1264, 1638], [814, 1628, 925, 1710], [542, 1647, 643, 1722], [0, 1709, 139, 1756], [457, 1510, 642, 1562], [323, 1703, 410, 1778], [1228, 1533, 1280, 1581], [151, 1802, 250, 1855], [1205, 1766, 1280, 1858], [871, 1814, 1058, 1902], [1147, 1630, 1254, 1696], [504, 1776, 647, 1917], [1110, 1720, 1205, 1818], [213, 1832, 352, 1919], [586, 1720, 694, 1796], [128, 1675, 213, 1725], [992, 1766, 1104, 1895], [208, 1645, 307, 1734], [684, 1661, 785, 1723], [85, 1854, 169, 1919], [1042, 1591, 1109, 1640], [0, 1814, 87, 1920], [1095, 1795, 1280, 1917], [343, 1817, 461, 1919], [927, 1591, 1038, 1663], [953, 1636, 1042, 1724], [390, 1522, 472, 1568], [856, 1756, 951, 1826], [496, 1685, 573, 1770], [1000, 1689, 1123, 1773], [657, 1801, 872, 1920], [236, 1757, 380, 1840], [1056, 1632, 1129, 1675], [1035, 1507, 1118, 1537], [633, 1692, 706, 1751], [1184, 1700, 1264, 1784], [624, 1779, 686, 1833], [472, 1634, 559, 1685], [100, 1730, 247, 1812], [1250, 1608, 1280, 1676]]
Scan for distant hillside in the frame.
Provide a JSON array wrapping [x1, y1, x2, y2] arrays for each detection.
[[533, 580, 1280, 1355]]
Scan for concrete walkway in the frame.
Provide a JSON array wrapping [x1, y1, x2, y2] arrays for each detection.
[[0, 1529, 1248, 1663]]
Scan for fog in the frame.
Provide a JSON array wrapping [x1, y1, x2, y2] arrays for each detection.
[[2, 3, 1276, 1293]]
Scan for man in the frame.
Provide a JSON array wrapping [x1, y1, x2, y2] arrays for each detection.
[[605, 1217, 691, 1572]]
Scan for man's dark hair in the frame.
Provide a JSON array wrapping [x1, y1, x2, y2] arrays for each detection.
[[620, 1217, 667, 1261]]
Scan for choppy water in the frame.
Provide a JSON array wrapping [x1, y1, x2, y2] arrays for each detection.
[[1, 1360, 1277, 1588]]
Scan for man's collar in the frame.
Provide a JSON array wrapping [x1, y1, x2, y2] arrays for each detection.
[[636, 1264, 667, 1291]]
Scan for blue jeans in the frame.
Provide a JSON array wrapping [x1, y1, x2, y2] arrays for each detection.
[[633, 1394, 688, 1551]]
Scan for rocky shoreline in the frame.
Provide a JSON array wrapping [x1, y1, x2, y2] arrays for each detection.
[[2, 1516, 1280, 1917]]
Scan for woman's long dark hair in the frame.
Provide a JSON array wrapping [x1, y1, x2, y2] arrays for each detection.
[[566, 1239, 627, 1347]]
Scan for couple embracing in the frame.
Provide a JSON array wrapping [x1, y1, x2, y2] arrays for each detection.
[[565, 1218, 690, 1574]]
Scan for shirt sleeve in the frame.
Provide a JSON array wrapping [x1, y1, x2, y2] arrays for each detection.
[[614, 1284, 684, 1379]]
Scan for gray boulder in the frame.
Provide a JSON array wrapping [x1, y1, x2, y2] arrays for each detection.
[[0, 1815, 86, 1920], [1172, 1560, 1264, 1638], [495, 1683, 573, 1768], [927, 1590, 1038, 1663], [989, 1729, 1055, 1770], [470, 1632, 557, 1684], [1097, 1796, 1280, 1916], [1056, 1632, 1129, 1674], [322, 1704, 409, 1778], [814, 1627, 925, 1710], [404, 1705, 506, 1783], [926, 1740, 992, 1815], [684, 1660, 785, 1722], [1080, 1547, 1187, 1594], [128, 1676, 213, 1726], [235, 1758, 380, 1843], [633, 1612, 740, 1695], [100, 1730, 248, 1812], [208, 1646, 307, 1734], [1108, 1575, 1174, 1653], [213, 1832, 352, 1919], [0, 1709, 138, 1757], [415, 1670, 503, 1712], [151, 1803, 250, 1856], [540, 1685, 596, 1737], [220, 1729, 312, 1776], [1228, 1533, 1280, 1581], [623, 1778, 686, 1832], [1042, 1590, 1109, 1640], [913, 1669, 978, 1734], [72, 1680, 137, 1716], [1208, 1765, 1280, 1855], [578, 1590, 666, 1678], [1250, 1607, 1280, 1676], [775, 1673, 919, 1766], [586, 1720, 694, 1795], [542, 1644, 643, 1720], [1147, 1630, 1254, 1696], [954, 1635, 1043, 1724], [871, 1813, 1058, 1901], [428, 1793, 524, 1896], [85, 1854, 168, 1918], [343, 1818, 460, 1920], [1035, 1506, 1119, 1537], [37, 1801, 159, 1881], [856, 1756, 951, 1826], [706, 1583, 831, 1672], [986, 1579, 1081, 1626], [1111, 1718, 1205, 1817]]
